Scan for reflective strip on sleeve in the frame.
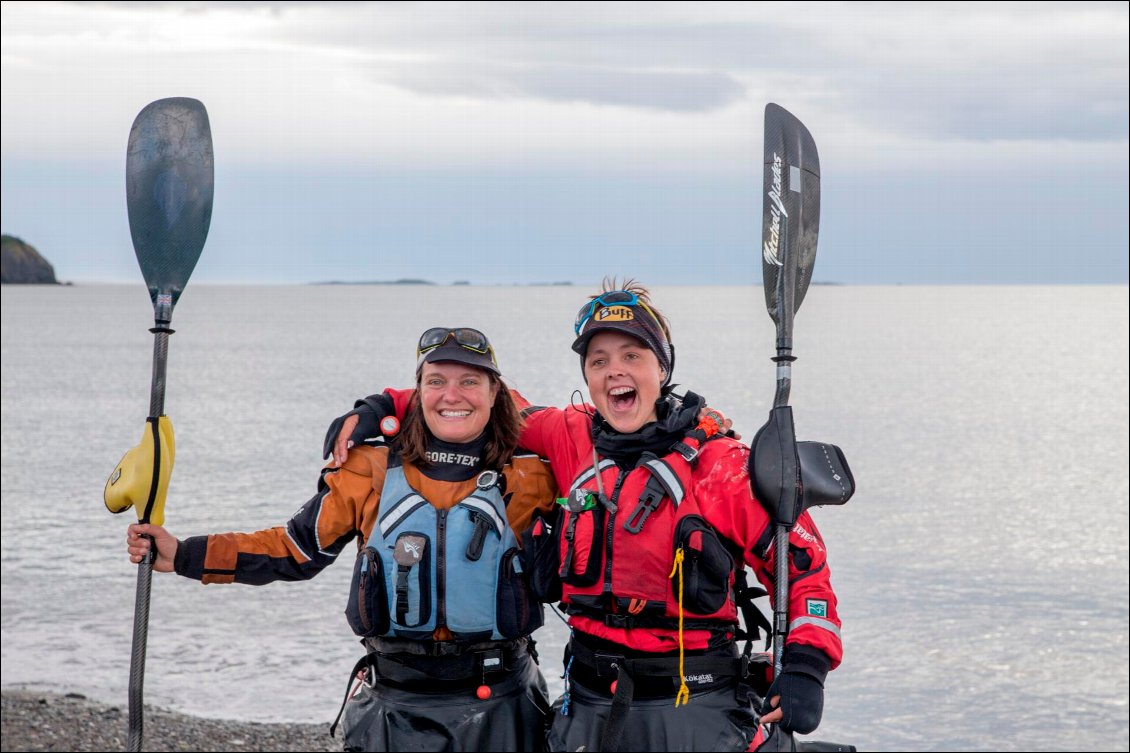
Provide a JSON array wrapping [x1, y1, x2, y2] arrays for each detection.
[[789, 615, 841, 639], [285, 528, 313, 563], [312, 489, 334, 557]]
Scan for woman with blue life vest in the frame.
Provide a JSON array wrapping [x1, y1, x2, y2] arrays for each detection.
[[329, 280, 843, 752], [125, 327, 558, 752]]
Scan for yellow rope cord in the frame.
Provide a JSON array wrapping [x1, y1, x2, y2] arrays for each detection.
[[668, 546, 690, 707]]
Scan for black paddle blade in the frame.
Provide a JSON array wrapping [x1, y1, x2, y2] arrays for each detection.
[[761, 103, 820, 334], [126, 98, 214, 310]]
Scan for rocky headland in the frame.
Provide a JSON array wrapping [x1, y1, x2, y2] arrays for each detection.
[[1, 235, 58, 284]]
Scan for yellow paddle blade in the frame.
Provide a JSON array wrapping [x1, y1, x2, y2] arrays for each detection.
[[105, 416, 175, 525]]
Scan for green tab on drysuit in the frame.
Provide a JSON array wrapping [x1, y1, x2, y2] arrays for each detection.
[[556, 489, 597, 512], [105, 416, 175, 525]]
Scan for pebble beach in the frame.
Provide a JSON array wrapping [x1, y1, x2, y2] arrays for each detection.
[[0, 690, 341, 752]]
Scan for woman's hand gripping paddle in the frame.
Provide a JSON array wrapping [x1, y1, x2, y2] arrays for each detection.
[[103, 97, 213, 753]]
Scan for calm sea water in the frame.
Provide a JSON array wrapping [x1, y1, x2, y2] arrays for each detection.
[[2, 284, 1127, 751]]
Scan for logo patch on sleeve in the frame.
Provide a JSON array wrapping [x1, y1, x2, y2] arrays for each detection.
[[806, 599, 828, 618]]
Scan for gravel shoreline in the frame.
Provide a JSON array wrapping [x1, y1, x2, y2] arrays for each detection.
[[1, 690, 342, 752]]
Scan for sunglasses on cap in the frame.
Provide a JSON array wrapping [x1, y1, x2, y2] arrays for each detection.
[[417, 327, 498, 365], [574, 290, 661, 336]]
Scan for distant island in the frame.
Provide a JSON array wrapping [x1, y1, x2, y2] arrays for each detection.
[[1, 235, 59, 284], [315, 278, 437, 285], [313, 279, 574, 286]]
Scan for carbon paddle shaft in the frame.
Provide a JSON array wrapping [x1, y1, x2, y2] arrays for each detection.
[[760, 104, 820, 676], [127, 300, 173, 752], [124, 98, 213, 753], [128, 557, 154, 752]]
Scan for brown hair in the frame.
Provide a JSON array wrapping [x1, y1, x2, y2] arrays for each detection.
[[592, 275, 672, 343], [395, 370, 524, 471]]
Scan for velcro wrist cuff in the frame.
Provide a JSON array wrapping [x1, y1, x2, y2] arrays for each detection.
[[783, 645, 831, 686]]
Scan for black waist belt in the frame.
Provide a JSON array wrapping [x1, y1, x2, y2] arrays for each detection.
[[366, 636, 531, 683], [568, 637, 742, 689], [367, 635, 529, 659], [567, 637, 747, 753]]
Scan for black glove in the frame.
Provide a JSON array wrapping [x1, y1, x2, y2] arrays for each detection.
[[760, 647, 830, 735], [321, 393, 394, 459]]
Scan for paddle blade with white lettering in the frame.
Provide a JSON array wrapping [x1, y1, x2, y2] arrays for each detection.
[[761, 103, 820, 334]]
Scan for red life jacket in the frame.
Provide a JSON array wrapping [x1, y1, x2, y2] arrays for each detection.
[[556, 443, 740, 632]]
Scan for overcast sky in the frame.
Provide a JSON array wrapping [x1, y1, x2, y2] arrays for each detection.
[[2, 1, 1127, 284]]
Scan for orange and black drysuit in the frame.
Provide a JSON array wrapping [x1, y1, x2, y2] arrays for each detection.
[[174, 445, 555, 589], [173, 443, 558, 752]]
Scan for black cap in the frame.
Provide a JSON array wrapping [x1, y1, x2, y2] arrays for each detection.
[[572, 302, 673, 384], [417, 338, 500, 376]]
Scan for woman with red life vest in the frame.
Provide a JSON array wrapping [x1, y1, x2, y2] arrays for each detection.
[[329, 280, 842, 751], [125, 328, 558, 752]]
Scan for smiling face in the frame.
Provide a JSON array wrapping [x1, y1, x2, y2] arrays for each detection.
[[583, 330, 664, 433], [419, 361, 500, 444]]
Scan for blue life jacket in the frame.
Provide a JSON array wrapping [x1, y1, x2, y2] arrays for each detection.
[[345, 458, 541, 642]]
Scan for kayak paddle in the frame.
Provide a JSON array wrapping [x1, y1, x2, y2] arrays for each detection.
[[104, 97, 214, 752], [748, 103, 855, 746]]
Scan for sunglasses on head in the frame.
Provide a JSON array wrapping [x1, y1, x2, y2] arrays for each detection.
[[574, 291, 660, 335], [417, 327, 497, 365]]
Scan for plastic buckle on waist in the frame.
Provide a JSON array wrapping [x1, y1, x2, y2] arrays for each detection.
[[429, 642, 464, 657], [603, 613, 633, 629], [594, 652, 625, 678], [478, 648, 504, 675]]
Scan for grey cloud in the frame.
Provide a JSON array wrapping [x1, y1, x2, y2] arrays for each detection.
[[382, 61, 745, 112], [54, 1, 1130, 138], [319, 6, 1129, 140]]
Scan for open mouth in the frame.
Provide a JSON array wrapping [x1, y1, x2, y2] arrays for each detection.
[[608, 386, 637, 411], [439, 409, 471, 418]]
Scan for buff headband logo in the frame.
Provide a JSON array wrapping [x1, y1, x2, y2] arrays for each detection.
[[806, 599, 828, 618], [763, 151, 788, 267], [595, 306, 635, 323]]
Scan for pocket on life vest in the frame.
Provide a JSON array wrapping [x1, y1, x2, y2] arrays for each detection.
[[521, 507, 563, 603], [559, 506, 605, 587], [345, 546, 390, 637], [496, 548, 544, 638], [673, 516, 734, 615], [390, 532, 432, 629], [445, 504, 505, 637]]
